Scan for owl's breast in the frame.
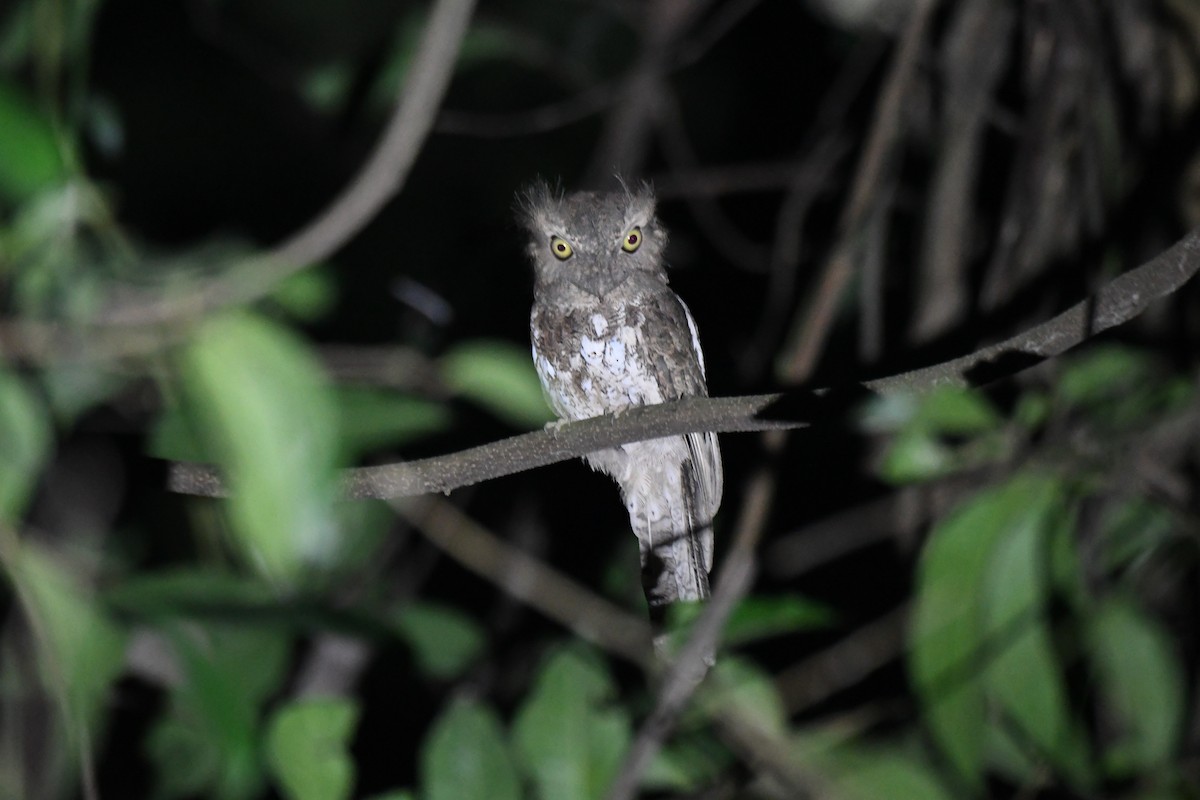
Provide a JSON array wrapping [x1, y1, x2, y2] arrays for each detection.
[[531, 300, 666, 421]]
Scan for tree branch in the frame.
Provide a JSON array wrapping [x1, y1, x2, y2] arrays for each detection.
[[0, 0, 476, 359], [169, 225, 1200, 500]]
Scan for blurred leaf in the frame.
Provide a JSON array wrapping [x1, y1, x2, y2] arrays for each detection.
[[421, 696, 520, 800], [665, 594, 833, 650], [707, 657, 788, 737], [364, 793, 415, 800], [908, 474, 1063, 787], [0, 80, 66, 201], [441, 339, 553, 428], [104, 567, 277, 617], [392, 601, 484, 680], [334, 387, 450, 459], [39, 362, 127, 424], [6, 542, 126, 727], [1098, 498, 1175, 576], [176, 312, 340, 584], [979, 483, 1090, 789], [266, 698, 360, 800], [911, 386, 1002, 435], [1087, 596, 1184, 775], [0, 369, 51, 522], [878, 428, 953, 484], [1057, 345, 1152, 408], [642, 731, 730, 793], [271, 267, 338, 322], [148, 623, 291, 800], [823, 746, 955, 800], [512, 645, 630, 800]]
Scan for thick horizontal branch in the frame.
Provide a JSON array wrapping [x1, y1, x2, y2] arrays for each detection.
[[169, 225, 1200, 501], [168, 394, 795, 499]]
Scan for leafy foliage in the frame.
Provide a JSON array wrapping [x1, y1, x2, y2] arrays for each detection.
[[0, 1, 1198, 799]]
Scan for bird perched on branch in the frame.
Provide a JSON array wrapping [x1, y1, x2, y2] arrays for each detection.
[[520, 180, 723, 621]]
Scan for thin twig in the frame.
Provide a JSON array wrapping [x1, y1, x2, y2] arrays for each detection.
[[606, 461, 775, 800], [777, 0, 939, 383], [4, 0, 476, 343], [396, 497, 653, 665]]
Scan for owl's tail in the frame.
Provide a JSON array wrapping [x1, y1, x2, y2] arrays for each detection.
[[640, 519, 714, 622]]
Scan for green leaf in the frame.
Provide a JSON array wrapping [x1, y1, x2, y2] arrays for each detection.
[[878, 428, 954, 484], [364, 793, 415, 800], [1057, 345, 1151, 408], [176, 312, 340, 584], [270, 267, 338, 322], [148, 623, 291, 800], [104, 567, 276, 618], [908, 474, 1064, 787], [1088, 596, 1184, 775], [6, 542, 126, 728], [266, 698, 360, 800], [0, 80, 67, 201], [0, 369, 51, 522], [823, 747, 955, 800], [392, 601, 484, 680], [664, 594, 832, 650], [512, 645, 630, 800], [335, 387, 450, 460], [911, 386, 1002, 435], [979, 486, 1090, 788], [706, 657, 789, 737], [421, 696, 520, 800], [441, 339, 553, 428]]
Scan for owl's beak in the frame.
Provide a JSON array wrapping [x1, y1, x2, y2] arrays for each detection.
[[592, 262, 628, 299]]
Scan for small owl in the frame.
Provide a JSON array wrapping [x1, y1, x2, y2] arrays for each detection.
[[520, 181, 723, 618]]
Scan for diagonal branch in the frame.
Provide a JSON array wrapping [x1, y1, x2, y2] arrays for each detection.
[[1, 0, 476, 353], [168, 224, 1200, 500]]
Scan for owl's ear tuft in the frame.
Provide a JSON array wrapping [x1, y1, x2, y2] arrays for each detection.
[[515, 178, 564, 232]]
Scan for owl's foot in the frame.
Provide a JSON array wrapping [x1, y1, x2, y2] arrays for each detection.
[[543, 418, 569, 437]]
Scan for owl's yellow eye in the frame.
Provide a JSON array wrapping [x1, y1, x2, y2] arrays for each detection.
[[622, 227, 642, 253], [550, 236, 573, 260]]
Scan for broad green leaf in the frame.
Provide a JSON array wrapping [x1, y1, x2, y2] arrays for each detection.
[[39, 362, 126, 424], [392, 601, 484, 680], [824, 747, 955, 800], [271, 267, 338, 322], [911, 386, 1002, 435], [176, 312, 339, 584], [706, 657, 788, 737], [1098, 498, 1175, 576], [104, 567, 276, 617], [642, 732, 730, 793], [663, 594, 832, 651], [335, 387, 449, 460], [441, 339, 553, 428], [0, 80, 66, 201], [148, 623, 291, 800], [1057, 345, 1151, 408], [1088, 596, 1184, 775], [979, 484, 1090, 789], [266, 698, 360, 800], [878, 428, 953, 484], [421, 696, 520, 800], [6, 542, 125, 728], [908, 474, 1062, 787], [0, 369, 51, 522], [512, 645, 630, 800]]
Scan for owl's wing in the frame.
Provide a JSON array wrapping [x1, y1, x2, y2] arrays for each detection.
[[665, 295, 724, 534]]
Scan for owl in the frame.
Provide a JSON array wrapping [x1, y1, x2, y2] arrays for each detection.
[[520, 181, 723, 619]]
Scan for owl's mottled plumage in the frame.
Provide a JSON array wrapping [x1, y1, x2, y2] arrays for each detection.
[[520, 181, 723, 616]]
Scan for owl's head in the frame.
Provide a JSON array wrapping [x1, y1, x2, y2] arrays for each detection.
[[518, 180, 669, 300]]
